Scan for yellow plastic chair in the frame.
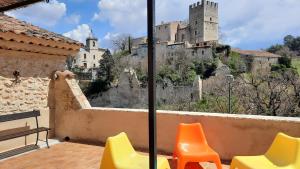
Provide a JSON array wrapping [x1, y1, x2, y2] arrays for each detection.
[[100, 132, 171, 169], [230, 133, 300, 169]]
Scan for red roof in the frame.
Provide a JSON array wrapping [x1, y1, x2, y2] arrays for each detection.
[[232, 48, 281, 58], [0, 13, 81, 46]]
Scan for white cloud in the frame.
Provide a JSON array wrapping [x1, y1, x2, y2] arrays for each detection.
[[5, 0, 66, 27], [100, 32, 121, 50], [93, 0, 147, 36], [63, 24, 91, 43], [93, 0, 300, 49], [217, 0, 300, 48], [65, 14, 81, 25]]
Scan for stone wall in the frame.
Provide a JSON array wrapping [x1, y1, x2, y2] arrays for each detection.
[[0, 54, 66, 114], [128, 42, 213, 73], [89, 69, 202, 108], [0, 53, 66, 152]]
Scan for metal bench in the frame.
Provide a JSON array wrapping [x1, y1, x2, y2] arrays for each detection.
[[0, 110, 51, 149]]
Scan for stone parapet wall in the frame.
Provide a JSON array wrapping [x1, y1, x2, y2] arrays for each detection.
[[52, 70, 300, 160], [55, 107, 300, 161]]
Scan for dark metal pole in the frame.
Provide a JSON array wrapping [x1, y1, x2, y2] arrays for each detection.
[[228, 81, 231, 114], [147, 0, 157, 168]]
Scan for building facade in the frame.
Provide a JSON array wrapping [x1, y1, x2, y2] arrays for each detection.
[[133, 0, 219, 47], [232, 49, 281, 73], [73, 35, 106, 70]]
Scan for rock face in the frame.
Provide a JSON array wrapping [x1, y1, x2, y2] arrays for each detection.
[[89, 69, 203, 108]]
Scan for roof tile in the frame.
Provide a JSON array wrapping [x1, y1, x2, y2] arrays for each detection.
[[0, 13, 81, 46]]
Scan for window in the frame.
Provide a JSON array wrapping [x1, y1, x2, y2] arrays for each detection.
[[202, 50, 204, 55], [93, 41, 96, 47], [84, 54, 86, 59], [93, 55, 95, 60], [210, 17, 212, 21], [195, 20, 198, 25], [83, 63, 87, 68], [74, 59, 76, 63], [93, 64, 96, 67], [195, 31, 197, 35]]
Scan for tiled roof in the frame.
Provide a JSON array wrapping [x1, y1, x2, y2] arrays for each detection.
[[232, 48, 281, 58], [0, 0, 44, 12], [0, 13, 81, 46]]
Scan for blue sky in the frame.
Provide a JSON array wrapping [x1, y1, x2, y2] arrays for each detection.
[[5, 0, 300, 50]]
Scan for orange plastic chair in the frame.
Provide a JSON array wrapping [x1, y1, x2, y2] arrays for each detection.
[[173, 123, 222, 169]]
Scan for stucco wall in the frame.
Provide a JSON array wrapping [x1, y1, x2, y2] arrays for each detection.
[[55, 107, 300, 160]]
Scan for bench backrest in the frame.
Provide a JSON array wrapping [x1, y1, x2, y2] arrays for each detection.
[[0, 110, 40, 123]]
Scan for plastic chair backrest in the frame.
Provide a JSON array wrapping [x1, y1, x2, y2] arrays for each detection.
[[176, 123, 208, 145], [265, 133, 300, 167], [109, 132, 136, 160], [100, 132, 137, 169]]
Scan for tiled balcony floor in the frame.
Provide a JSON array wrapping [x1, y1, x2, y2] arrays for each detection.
[[0, 142, 229, 169]]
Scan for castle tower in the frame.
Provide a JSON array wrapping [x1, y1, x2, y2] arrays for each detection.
[[86, 29, 98, 51], [189, 0, 218, 43]]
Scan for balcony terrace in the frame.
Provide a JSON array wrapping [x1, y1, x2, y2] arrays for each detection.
[[0, 141, 229, 169], [1, 1, 300, 169]]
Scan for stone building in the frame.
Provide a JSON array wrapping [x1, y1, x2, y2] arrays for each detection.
[[129, 0, 218, 71], [132, 0, 219, 47], [0, 1, 82, 152], [73, 33, 106, 71], [232, 49, 282, 73]]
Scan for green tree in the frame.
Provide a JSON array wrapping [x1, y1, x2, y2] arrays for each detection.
[[193, 59, 218, 79], [84, 50, 115, 96], [158, 65, 180, 84], [267, 44, 284, 53], [98, 50, 115, 83], [227, 51, 246, 76]]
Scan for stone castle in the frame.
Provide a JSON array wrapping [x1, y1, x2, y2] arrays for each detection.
[[132, 0, 219, 48], [127, 0, 219, 72]]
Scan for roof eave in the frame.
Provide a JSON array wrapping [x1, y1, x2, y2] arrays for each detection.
[[0, 0, 46, 12]]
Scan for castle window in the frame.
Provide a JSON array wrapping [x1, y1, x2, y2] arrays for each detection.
[[195, 31, 197, 35], [84, 54, 86, 59], [210, 17, 212, 21], [93, 64, 96, 67], [93, 55, 95, 59], [93, 41, 96, 47], [83, 63, 87, 68], [195, 20, 198, 25]]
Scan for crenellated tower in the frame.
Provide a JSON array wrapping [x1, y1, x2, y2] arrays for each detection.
[[189, 0, 218, 43]]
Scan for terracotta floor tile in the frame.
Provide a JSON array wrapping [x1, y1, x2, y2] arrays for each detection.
[[0, 142, 229, 169]]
